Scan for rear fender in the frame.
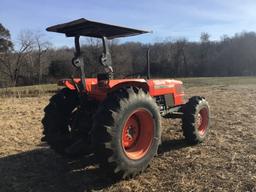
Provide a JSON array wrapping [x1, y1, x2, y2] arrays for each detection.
[[109, 81, 149, 93]]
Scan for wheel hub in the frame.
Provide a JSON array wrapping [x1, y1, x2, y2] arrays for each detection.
[[122, 118, 139, 148], [121, 109, 154, 160], [196, 108, 208, 136], [127, 126, 136, 139]]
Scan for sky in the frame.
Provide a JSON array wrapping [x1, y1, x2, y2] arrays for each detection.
[[1, 0, 256, 48]]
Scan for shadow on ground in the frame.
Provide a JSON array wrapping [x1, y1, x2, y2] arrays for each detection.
[[158, 138, 189, 154], [0, 137, 189, 192], [0, 147, 117, 192]]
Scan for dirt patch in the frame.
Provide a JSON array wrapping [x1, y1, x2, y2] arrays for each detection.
[[0, 85, 256, 192]]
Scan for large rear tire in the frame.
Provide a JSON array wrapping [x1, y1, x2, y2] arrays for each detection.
[[42, 88, 93, 157], [182, 96, 210, 144], [92, 87, 161, 179]]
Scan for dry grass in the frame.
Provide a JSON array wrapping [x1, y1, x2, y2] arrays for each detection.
[[0, 77, 256, 192], [0, 84, 58, 97], [1, 76, 256, 97]]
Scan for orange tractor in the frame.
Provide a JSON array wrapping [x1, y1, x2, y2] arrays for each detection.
[[42, 18, 210, 178]]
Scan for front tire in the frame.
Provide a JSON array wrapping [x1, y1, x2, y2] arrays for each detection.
[[92, 87, 161, 178], [182, 96, 210, 144]]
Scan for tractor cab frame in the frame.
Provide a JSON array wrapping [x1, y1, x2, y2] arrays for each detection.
[[47, 18, 149, 91]]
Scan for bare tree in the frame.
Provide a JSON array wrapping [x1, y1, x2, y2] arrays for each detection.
[[172, 38, 188, 76], [0, 30, 34, 86], [199, 32, 211, 76], [33, 32, 51, 83]]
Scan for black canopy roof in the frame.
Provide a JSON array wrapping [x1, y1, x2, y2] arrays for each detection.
[[46, 18, 149, 39]]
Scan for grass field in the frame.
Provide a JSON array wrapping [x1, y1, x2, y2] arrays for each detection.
[[1, 76, 256, 97], [0, 84, 58, 97], [0, 77, 256, 192]]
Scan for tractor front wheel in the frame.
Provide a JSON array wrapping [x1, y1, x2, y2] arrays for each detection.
[[92, 87, 161, 178], [182, 96, 210, 144]]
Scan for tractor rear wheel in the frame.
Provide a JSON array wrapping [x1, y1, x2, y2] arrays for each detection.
[[182, 96, 210, 144], [92, 87, 161, 178], [42, 88, 93, 157]]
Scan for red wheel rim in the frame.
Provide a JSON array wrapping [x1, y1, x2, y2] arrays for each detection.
[[122, 109, 154, 160], [196, 108, 209, 136]]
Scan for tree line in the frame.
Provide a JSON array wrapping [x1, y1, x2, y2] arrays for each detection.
[[1, 23, 256, 87]]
